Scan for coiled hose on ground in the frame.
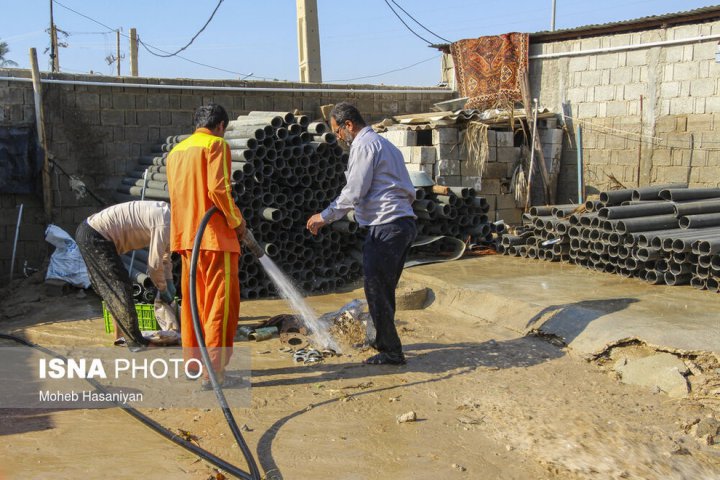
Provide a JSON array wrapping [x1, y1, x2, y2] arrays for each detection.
[[189, 205, 261, 479], [0, 207, 262, 480], [0, 332, 256, 479]]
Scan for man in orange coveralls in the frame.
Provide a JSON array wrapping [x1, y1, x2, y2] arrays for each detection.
[[166, 103, 246, 390]]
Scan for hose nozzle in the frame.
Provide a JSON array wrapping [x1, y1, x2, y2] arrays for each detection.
[[242, 228, 265, 258]]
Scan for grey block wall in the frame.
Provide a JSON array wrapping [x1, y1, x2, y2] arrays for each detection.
[[530, 19, 720, 203], [0, 70, 453, 283]]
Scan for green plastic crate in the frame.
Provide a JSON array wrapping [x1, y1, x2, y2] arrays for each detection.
[[103, 301, 159, 333]]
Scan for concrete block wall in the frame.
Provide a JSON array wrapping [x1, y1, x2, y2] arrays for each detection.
[[530, 18, 720, 202], [0, 70, 452, 283], [382, 124, 531, 225]]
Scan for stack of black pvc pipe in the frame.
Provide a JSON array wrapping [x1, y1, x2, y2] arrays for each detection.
[[116, 111, 363, 299], [411, 186, 492, 242], [118, 250, 182, 303], [499, 185, 720, 294], [498, 203, 575, 261]]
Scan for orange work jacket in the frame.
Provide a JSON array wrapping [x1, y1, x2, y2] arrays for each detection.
[[166, 128, 244, 253]]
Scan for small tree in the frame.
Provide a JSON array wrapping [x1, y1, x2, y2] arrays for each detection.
[[0, 41, 18, 67]]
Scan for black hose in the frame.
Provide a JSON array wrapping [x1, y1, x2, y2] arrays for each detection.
[[189, 206, 261, 480], [0, 332, 253, 479]]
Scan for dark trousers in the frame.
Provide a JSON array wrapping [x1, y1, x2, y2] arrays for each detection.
[[75, 221, 148, 346], [363, 217, 417, 355]]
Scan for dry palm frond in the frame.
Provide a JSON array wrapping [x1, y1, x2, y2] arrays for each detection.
[[463, 121, 490, 179], [605, 173, 627, 190], [510, 162, 528, 208]]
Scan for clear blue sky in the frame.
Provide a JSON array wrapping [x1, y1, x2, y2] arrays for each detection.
[[1, 0, 717, 86]]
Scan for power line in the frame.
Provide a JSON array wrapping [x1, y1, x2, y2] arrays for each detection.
[[53, 0, 115, 33], [136, 37, 260, 80], [383, 0, 433, 45], [52, 0, 278, 81], [326, 55, 441, 83], [389, 0, 451, 44], [141, 0, 224, 58]]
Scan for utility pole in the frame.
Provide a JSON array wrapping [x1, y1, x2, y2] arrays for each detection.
[[129, 28, 138, 76], [49, 0, 59, 72], [296, 0, 322, 83], [116, 30, 121, 76], [551, 0, 557, 32]]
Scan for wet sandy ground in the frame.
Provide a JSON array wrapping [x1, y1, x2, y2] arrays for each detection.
[[1, 259, 719, 479]]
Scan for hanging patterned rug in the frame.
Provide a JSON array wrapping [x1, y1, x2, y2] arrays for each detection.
[[450, 33, 529, 110]]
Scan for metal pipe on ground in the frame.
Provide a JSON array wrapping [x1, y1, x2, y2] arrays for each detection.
[[614, 215, 679, 234], [645, 270, 664, 285], [659, 188, 720, 202], [691, 277, 707, 290], [120, 259, 154, 289], [696, 238, 720, 255], [224, 127, 266, 141], [247, 111, 295, 124], [631, 183, 687, 201], [599, 188, 634, 206], [673, 199, 720, 216], [138, 155, 167, 166], [635, 247, 661, 262], [529, 205, 553, 216], [226, 138, 258, 150], [642, 227, 720, 248], [122, 178, 168, 191], [584, 200, 602, 212], [697, 254, 713, 268], [228, 115, 283, 129], [695, 265, 711, 279], [679, 213, 720, 229], [117, 185, 169, 200], [671, 231, 720, 253], [551, 204, 578, 217], [307, 121, 327, 134], [664, 272, 692, 286], [128, 171, 167, 181], [597, 202, 676, 219]]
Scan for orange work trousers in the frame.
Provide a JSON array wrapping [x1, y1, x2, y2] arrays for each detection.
[[180, 250, 240, 375]]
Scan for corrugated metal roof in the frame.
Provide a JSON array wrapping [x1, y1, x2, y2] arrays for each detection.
[[433, 5, 720, 49], [531, 5, 720, 42]]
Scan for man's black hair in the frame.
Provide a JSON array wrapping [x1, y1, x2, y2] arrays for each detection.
[[330, 102, 366, 127], [193, 103, 229, 130]]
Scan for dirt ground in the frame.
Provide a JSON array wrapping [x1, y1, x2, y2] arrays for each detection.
[[1, 272, 719, 480]]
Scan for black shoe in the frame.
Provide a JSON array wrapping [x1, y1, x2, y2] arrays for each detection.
[[363, 352, 406, 365]]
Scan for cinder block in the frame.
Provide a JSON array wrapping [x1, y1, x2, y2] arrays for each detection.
[[537, 117, 558, 129], [404, 162, 434, 176], [486, 129, 496, 147], [380, 129, 417, 147], [436, 142, 460, 160], [435, 175, 462, 186], [484, 162, 511, 178], [487, 147, 497, 162], [432, 127, 458, 145], [461, 176, 483, 189], [497, 194, 521, 210], [496, 208, 524, 225], [496, 147, 521, 163], [478, 178, 501, 195], [436, 159, 461, 176], [495, 131, 514, 147], [398, 146, 436, 165], [539, 128, 564, 145]]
